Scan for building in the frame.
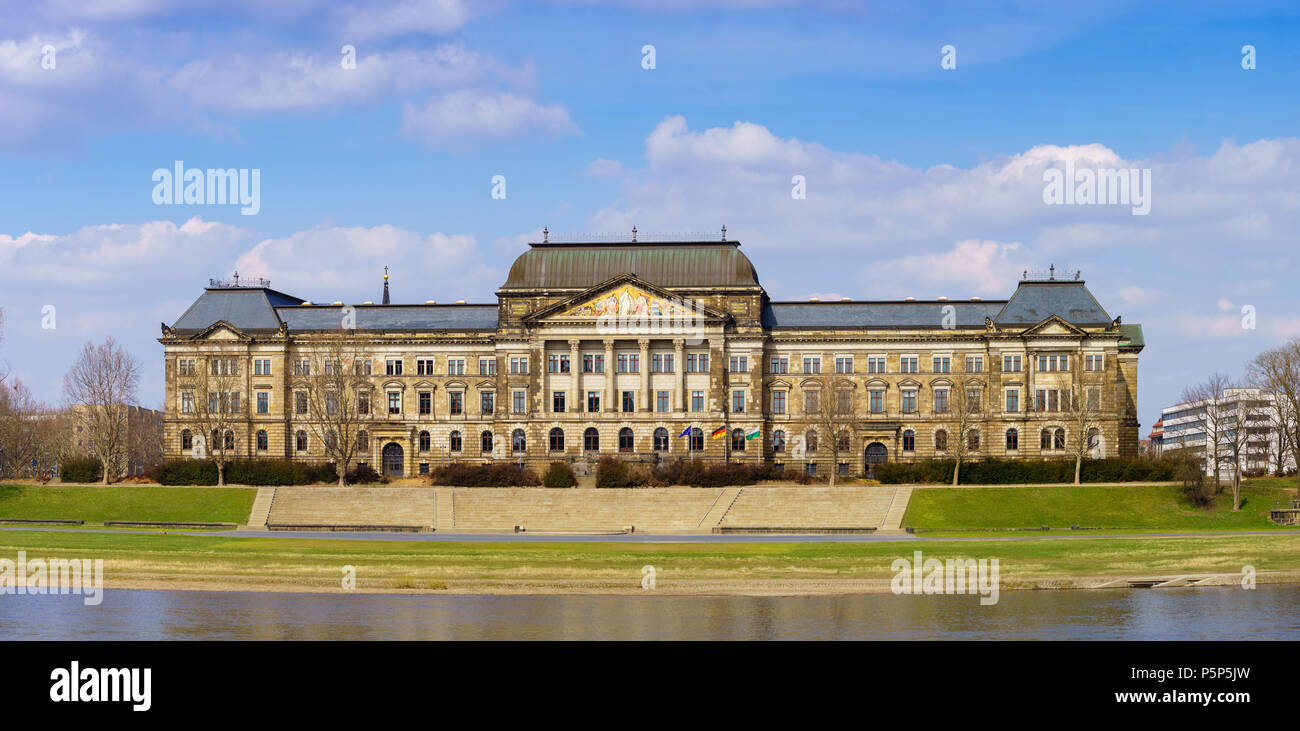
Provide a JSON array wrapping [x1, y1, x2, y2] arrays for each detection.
[[1158, 387, 1294, 479], [69, 404, 165, 477], [1144, 418, 1163, 458], [158, 236, 1144, 478]]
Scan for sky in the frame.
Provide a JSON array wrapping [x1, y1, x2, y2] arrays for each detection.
[[1, 0, 1299, 431]]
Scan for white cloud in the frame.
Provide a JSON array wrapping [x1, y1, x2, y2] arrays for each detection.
[[586, 158, 624, 178], [341, 0, 479, 40], [401, 90, 578, 148]]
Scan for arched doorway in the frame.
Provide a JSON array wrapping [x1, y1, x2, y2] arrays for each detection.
[[382, 442, 404, 478], [865, 442, 888, 478]]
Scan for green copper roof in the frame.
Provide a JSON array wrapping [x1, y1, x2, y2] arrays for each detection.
[[1118, 323, 1144, 348], [501, 241, 761, 290]]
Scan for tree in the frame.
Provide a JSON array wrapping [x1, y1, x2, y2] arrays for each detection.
[[1062, 383, 1104, 485], [811, 376, 857, 486], [1250, 339, 1300, 496], [297, 336, 372, 486], [62, 338, 141, 484], [183, 354, 244, 486], [1215, 390, 1261, 512], [1179, 372, 1232, 490], [0, 378, 47, 478], [941, 383, 982, 485]]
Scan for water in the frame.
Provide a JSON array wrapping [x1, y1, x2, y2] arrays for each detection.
[[2, 586, 1298, 640]]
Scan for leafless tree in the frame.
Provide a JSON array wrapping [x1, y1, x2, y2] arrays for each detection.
[[941, 384, 982, 485], [1062, 383, 1104, 485], [810, 376, 857, 486], [62, 338, 141, 484], [0, 378, 46, 478], [182, 355, 244, 485], [1215, 391, 1263, 512], [1250, 339, 1300, 496], [1179, 372, 1233, 490], [297, 336, 373, 486]]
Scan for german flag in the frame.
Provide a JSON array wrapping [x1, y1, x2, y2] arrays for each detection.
[[710, 425, 726, 439]]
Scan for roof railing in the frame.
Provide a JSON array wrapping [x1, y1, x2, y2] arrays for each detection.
[[209, 272, 270, 289]]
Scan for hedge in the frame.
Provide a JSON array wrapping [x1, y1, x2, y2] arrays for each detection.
[[873, 456, 1188, 485], [149, 459, 380, 486], [430, 463, 540, 487], [543, 462, 577, 488], [60, 457, 104, 483]]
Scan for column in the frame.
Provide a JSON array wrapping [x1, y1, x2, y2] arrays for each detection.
[[604, 338, 616, 412], [569, 339, 581, 412], [674, 338, 686, 412], [639, 338, 651, 412]]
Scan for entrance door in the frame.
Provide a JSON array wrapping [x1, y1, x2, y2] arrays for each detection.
[[382, 442, 404, 478], [865, 442, 888, 478]]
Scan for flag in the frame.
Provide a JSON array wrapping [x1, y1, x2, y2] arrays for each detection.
[[745, 426, 761, 440], [678, 425, 693, 438], [711, 425, 726, 439]]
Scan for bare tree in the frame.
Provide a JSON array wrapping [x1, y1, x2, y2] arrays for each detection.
[[0, 378, 46, 478], [182, 355, 244, 486], [1250, 339, 1300, 496], [1179, 372, 1232, 490], [1215, 392, 1261, 512], [811, 376, 857, 486], [62, 338, 141, 484], [1062, 383, 1104, 485], [941, 384, 982, 485], [297, 336, 372, 486]]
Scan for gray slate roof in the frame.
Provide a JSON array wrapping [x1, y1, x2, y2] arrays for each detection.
[[763, 301, 1005, 329], [993, 281, 1111, 326], [171, 287, 305, 334], [275, 305, 497, 331]]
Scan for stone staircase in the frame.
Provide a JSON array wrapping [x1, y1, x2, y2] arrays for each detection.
[[435, 489, 455, 531], [717, 487, 896, 532], [243, 487, 276, 530], [879, 486, 913, 532], [697, 486, 742, 529], [267, 487, 438, 531], [451, 488, 724, 532]]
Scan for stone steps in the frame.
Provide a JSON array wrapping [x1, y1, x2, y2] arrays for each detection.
[[879, 486, 913, 531], [243, 487, 276, 530], [719, 487, 896, 529], [268, 487, 437, 530], [451, 488, 724, 532]]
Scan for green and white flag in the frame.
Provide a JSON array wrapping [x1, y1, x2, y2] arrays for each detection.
[[745, 426, 761, 440]]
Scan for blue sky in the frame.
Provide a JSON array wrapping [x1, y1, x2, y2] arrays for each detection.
[[2, 0, 1299, 430]]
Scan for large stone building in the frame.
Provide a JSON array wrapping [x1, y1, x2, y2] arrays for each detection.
[[159, 237, 1144, 478]]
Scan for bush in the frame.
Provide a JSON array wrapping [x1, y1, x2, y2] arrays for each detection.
[[1177, 457, 1213, 508], [430, 462, 540, 487], [874, 456, 1190, 485], [60, 456, 103, 483], [347, 463, 383, 484], [595, 456, 647, 488], [543, 462, 577, 488]]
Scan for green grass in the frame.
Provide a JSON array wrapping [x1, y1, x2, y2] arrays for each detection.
[[902, 482, 1299, 533], [0, 485, 256, 525]]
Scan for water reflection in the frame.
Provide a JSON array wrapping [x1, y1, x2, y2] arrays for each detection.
[[1, 586, 1297, 640]]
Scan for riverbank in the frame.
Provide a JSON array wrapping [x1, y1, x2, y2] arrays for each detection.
[[3, 528, 1298, 596]]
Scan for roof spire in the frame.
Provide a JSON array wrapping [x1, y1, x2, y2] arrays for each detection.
[[721, 225, 726, 241], [543, 226, 549, 243], [382, 266, 390, 305], [631, 225, 637, 242], [1049, 263, 1056, 280]]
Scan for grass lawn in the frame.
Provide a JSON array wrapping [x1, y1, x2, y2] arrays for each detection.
[[902, 482, 1299, 533], [0, 485, 256, 525], [0, 529, 1297, 593]]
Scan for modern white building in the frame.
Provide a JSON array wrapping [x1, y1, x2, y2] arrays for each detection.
[[1158, 387, 1294, 480]]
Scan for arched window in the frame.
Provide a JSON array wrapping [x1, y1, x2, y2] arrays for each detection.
[[481, 431, 494, 453], [296, 430, 307, 452], [934, 429, 948, 452], [653, 427, 669, 452], [512, 429, 526, 453], [549, 428, 564, 452], [1054, 428, 1066, 450], [1006, 428, 1019, 451], [357, 430, 369, 451], [584, 427, 600, 452], [449, 430, 462, 452], [732, 429, 746, 452], [967, 429, 980, 451], [326, 431, 337, 450], [181, 429, 192, 450], [618, 427, 634, 453], [224, 430, 235, 450], [211, 430, 221, 449], [419, 430, 431, 452], [837, 432, 851, 452], [1087, 428, 1101, 457], [902, 429, 915, 452], [1041, 429, 1052, 450], [689, 427, 704, 452], [805, 430, 818, 453], [773, 429, 786, 453], [256, 430, 268, 451]]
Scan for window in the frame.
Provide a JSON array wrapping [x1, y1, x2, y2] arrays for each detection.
[[178, 359, 196, 376], [358, 391, 370, 415], [548, 354, 570, 373], [1003, 355, 1022, 373], [512, 429, 526, 454], [803, 390, 820, 414], [450, 431, 462, 452], [653, 428, 669, 452], [254, 359, 271, 375], [256, 392, 269, 414], [836, 390, 852, 414], [691, 391, 705, 412], [1006, 428, 1019, 451], [387, 392, 401, 414], [622, 391, 635, 413], [772, 430, 786, 452], [479, 358, 496, 375], [1087, 387, 1100, 411], [325, 393, 339, 415], [1035, 389, 1046, 412], [835, 356, 853, 374], [729, 356, 748, 373], [965, 356, 984, 373], [513, 390, 527, 414], [357, 431, 369, 451], [419, 431, 431, 452], [447, 358, 466, 376], [769, 356, 789, 374], [586, 391, 600, 413], [296, 430, 308, 452], [617, 353, 638, 373], [1048, 390, 1059, 412], [932, 356, 950, 374], [732, 429, 746, 452], [1005, 389, 1019, 413], [900, 356, 919, 374], [323, 360, 341, 376], [732, 390, 745, 413], [652, 353, 673, 373], [967, 389, 982, 413], [689, 427, 704, 452], [803, 356, 821, 374], [356, 359, 372, 375], [1054, 428, 1066, 450], [419, 391, 432, 415], [481, 392, 494, 415], [805, 430, 818, 452], [902, 429, 915, 452], [294, 359, 309, 376], [181, 429, 192, 450], [772, 391, 787, 414], [295, 392, 308, 415], [935, 429, 948, 452], [584, 428, 600, 452], [417, 358, 435, 375], [901, 390, 918, 414], [656, 391, 669, 412], [510, 356, 529, 374], [1041, 429, 1052, 450], [1085, 354, 1104, 371], [210, 358, 239, 376], [582, 354, 603, 373], [934, 389, 949, 414], [549, 428, 565, 452], [552, 391, 566, 413], [181, 392, 194, 414], [967, 430, 980, 451], [619, 428, 634, 453], [1038, 354, 1070, 372], [481, 431, 493, 453], [867, 356, 886, 374], [449, 392, 463, 415], [385, 359, 403, 376], [686, 352, 709, 372], [869, 389, 884, 413]]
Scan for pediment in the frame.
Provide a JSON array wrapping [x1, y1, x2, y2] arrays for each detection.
[[189, 320, 250, 341], [1021, 314, 1087, 338], [523, 274, 732, 325]]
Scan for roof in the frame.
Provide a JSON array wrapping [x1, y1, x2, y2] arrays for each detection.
[[171, 287, 305, 334], [993, 281, 1111, 326], [1118, 323, 1144, 348], [274, 305, 497, 331], [501, 241, 761, 290], [763, 301, 1006, 328]]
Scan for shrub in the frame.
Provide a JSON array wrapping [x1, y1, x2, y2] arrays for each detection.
[[431, 462, 540, 487], [60, 456, 103, 483], [874, 456, 1189, 485], [543, 462, 577, 488], [1176, 457, 1213, 508], [595, 456, 642, 488], [347, 463, 383, 484]]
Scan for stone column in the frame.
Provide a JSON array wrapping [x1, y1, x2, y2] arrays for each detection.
[[569, 339, 582, 412], [604, 338, 616, 412], [639, 338, 651, 412], [674, 338, 686, 412]]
